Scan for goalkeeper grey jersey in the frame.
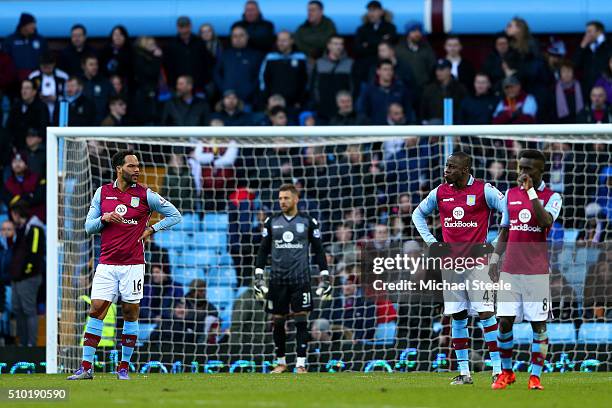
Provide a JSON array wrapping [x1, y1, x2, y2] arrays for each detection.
[[255, 212, 328, 285]]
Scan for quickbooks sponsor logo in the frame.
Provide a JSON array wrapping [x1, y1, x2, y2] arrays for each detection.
[[274, 242, 304, 249], [122, 218, 138, 225], [444, 220, 478, 228], [509, 224, 542, 232]]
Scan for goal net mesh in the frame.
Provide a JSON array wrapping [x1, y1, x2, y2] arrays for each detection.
[[55, 131, 611, 373]]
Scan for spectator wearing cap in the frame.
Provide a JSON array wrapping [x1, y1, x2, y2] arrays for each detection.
[[574, 21, 611, 95], [28, 52, 68, 121], [594, 55, 612, 105], [20, 128, 45, 177], [99, 25, 133, 84], [215, 25, 263, 106], [259, 31, 308, 109], [161, 75, 210, 126], [420, 59, 467, 125], [492, 75, 537, 124], [212, 90, 251, 126], [6, 79, 48, 149], [554, 60, 584, 124], [395, 21, 435, 101], [81, 54, 113, 123], [295, 1, 337, 60], [7, 200, 45, 347], [311, 35, 354, 121], [544, 37, 567, 81], [329, 90, 369, 126], [444, 36, 475, 92], [164, 16, 213, 93], [353, 1, 397, 87], [100, 96, 128, 126], [233, 1, 275, 53], [357, 59, 413, 125], [576, 86, 612, 124], [483, 33, 511, 89], [2, 13, 47, 81], [132, 36, 162, 125], [2, 154, 45, 222], [459, 72, 496, 125], [61, 76, 96, 126], [59, 24, 95, 77]]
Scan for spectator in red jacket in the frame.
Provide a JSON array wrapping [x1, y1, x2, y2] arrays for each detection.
[[2, 153, 46, 222], [492, 75, 537, 124]]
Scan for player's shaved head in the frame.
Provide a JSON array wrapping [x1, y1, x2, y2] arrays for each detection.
[[444, 151, 472, 186], [519, 149, 546, 168], [449, 151, 472, 169]]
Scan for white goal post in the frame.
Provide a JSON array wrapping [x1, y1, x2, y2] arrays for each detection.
[[45, 124, 612, 374]]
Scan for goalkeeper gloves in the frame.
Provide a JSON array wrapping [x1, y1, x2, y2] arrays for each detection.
[[315, 271, 332, 301], [253, 268, 268, 300]]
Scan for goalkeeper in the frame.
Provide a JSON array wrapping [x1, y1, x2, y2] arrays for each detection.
[[254, 184, 330, 374]]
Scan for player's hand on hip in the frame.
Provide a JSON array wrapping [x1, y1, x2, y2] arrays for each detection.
[[316, 273, 332, 301], [253, 270, 268, 300], [138, 226, 155, 242], [102, 212, 124, 224]]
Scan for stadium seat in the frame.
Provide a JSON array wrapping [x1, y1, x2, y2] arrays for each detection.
[[176, 213, 200, 231], [171, 250, 216, 268], [547, 323, 577, 344], [207, 267, 237, 287], [203, 213, 229, 232], [136, 323, 158, 346], [154, 230, 184, 250], [188, 231, 227, 252], [172, 267, 204, 287], [513, 323, 533, 344], [365, 322, 397, 346], [207, 286, 234, 331], [577, 323, 612, 344]]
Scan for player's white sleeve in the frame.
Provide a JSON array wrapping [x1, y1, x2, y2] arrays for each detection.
[[84, 187, 104, 235], [545, 192, 562, 222], [411, 187, 439, 245], [484, 183, 506, 213], [146, 189, 182, 232], [499, 190, 510, 227]]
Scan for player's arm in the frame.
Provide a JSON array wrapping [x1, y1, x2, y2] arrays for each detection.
[[411, 187, 439, 245], [308, 217, 332, 300], [484, 182, 506, 214], [253, 217, 272, 299], [84, 187, 123, 234], [489, 190, 510, 282], [142, 189, 182, 240]]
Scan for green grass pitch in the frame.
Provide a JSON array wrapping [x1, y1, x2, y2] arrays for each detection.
[[2, 372, 610, 408]]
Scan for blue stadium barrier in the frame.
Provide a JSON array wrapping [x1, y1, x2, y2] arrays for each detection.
[[578, 323, 612, 344], [548, 323, 577, 344], [203, 213, 229, 232], [154, 230, 184, 250], [207, 286, 234, 331], [172, 267, 204, 287]]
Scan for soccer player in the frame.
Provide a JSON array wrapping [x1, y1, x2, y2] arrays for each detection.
[[253, 184, 331, 374], [68, 150, 182, 380], [412, 151, 505, 385], [490, 150, 562, 390]]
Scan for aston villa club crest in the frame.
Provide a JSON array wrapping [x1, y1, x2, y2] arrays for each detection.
[[296, 223, 305, 233], [130, 197, 140, 208], [466, 195, 476, 206]]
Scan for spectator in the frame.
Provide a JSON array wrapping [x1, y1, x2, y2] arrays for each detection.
[[81, 54, 113, 123], [28, 52, 68, 121], [381, 103, 408, 157], [100, 96, 128, 126], [2, 153, 45, 222], [132, 36, 162, 125], [576, 86, 612, 124], [357, 59, 413, 125], [199, 24, 223, 65], [395, 21, 435, 100], [8, 201, 45, 347], [299, 111, 317, 126], [63, 76, 96, 126], [574, 21, 611, 95], [594, 55, 612, 104], [184, 280, 220, 344], [193, 140, 239, 211], [329, 223, 358, 266], [59, 24, 94, 77], [100, 25, 132, 84], [294, 0, 337, 60], [554, 60, 584, 123], [214, 25, 262, 106], [487, 160, 509, 195], [367, 40, 414, 91], [353, 1, 397, 86], [391, 193, 417, 239], [20, 128, 45, 177], [140, 264, 183, 322], [0, 220, 15, 344], [161, 75, 210, 126], [212, 89, 251, 126], [329, 90, 369, 126], [544, 37, 567, 81], [233, 1, 275, 52], [492, 75, 537, 124], [109, 75, 127, 100], [3, 13, 47, 80], [6, 79, 48, 149], [161, 150, 197, 215], [311, 35, 354, 120], [577, 203, 609, 243], [444, 36, 475, 92], [583, 250, 611, 320], [483, 33, 511, 89], [150, 299, 199, 343], [596, 166, 612, 219], [164, 16, 213, 93], [0, 46, 18, 101], [459, 72, 496, 125], [259, 31, 308, 108], [268, 105, 289, 126], [230, 287, 271, 345], [420, 59, 468, 124]]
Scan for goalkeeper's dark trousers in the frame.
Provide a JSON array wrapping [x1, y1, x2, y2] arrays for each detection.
[[294, 315, 308, 358], [273, 316, 286, 357]]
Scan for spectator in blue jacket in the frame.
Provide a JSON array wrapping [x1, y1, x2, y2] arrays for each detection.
[[459, 72, 497, 124], [3, 13, 47, 81], [81, 54, 113, 124], [140, 264, 183, 322], [357, 59, 413, 125], [596, 166, 612, 219], [214, 25, 263, 107]]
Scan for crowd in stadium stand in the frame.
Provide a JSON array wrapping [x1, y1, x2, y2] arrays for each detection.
[[0, 0, 611, 348]]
